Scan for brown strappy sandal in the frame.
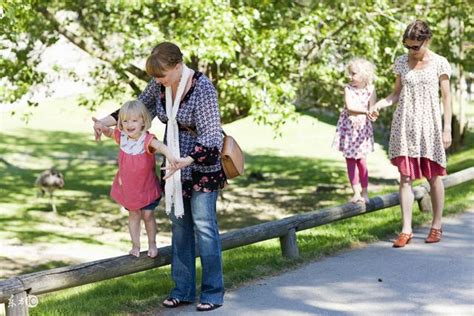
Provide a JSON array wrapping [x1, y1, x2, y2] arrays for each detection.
[[393, 232, 413, 248], [425, 227, 442, 243]]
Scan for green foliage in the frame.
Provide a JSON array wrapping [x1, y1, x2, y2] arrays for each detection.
[[0, 1, 472, 127]]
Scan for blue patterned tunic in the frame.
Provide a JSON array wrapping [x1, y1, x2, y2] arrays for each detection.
[[112, 72, 226, 198]]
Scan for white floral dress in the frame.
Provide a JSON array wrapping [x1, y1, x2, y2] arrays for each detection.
[[333, 84, 374, 159], [389, 53, 451, 168]]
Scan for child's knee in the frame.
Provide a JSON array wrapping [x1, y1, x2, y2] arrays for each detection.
[[141, 210, 155, 221], [128, 210, 141, 220]]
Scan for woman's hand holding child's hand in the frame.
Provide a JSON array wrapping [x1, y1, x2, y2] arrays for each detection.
[[92, 117, 106, 141], [92, 117, 114, 139], [162, 157, 194, 180], [367, 109, 379, 122]]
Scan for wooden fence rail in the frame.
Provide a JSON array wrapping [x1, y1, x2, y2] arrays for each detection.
[[1, 167, 473, 315]]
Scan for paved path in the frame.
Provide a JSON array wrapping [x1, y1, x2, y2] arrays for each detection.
[[160, 210, 474, 315]]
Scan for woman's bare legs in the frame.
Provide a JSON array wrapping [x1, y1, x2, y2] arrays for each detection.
[[128, 210, 141, 257], [142, 210, 158, 258], [428, 175, 444, 229], [399, 175, 414, 234]]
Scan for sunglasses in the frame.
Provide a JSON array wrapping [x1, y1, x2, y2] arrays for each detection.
[[403, 40, 425, 51]]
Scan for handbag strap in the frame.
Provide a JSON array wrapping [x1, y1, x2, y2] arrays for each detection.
[[179, 123, 227, 138], [178, 122, 198, 136]]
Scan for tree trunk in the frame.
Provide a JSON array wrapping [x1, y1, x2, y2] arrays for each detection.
[[449, 19, 467, 153]]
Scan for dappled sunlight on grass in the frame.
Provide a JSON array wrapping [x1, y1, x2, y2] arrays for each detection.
[[0, 128, 128, 263], [447, 129, 474, 173], [7, 229, 103, 245], [1, 98, 472, 314], [217, 153, 351, 230]]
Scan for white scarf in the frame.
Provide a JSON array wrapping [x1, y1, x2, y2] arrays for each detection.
[[165, 64, 192, 218]]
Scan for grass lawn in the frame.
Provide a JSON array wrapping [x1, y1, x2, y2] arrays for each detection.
[[0, 97, 473, 315]]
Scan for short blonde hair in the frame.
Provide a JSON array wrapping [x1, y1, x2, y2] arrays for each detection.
[[346, 58, 376, 85], [118, 100, 152, 131]]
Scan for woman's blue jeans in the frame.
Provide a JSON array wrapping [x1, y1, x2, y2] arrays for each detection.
[[169, 190, 224, 305]]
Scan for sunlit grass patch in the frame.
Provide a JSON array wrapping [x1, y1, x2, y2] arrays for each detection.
[[1, 98, 472, 314]]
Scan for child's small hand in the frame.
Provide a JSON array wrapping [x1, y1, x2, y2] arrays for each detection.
[[161, 157, 194, 180], [92, 117, 105, 141], [177, 157, 194, 168], [166, 156, 179, 169], [161, 165, 178, 180], [367, 110, 379, 122]]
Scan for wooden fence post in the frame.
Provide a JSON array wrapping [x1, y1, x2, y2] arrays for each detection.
[[5, 291, 28, 316], [280, 228, 299, 259], [418, 193, 433, 213]]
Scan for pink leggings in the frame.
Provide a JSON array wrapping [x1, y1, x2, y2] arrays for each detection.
[[345, 158, 368, 188]]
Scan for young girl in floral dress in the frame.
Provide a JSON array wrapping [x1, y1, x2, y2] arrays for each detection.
[[373, 20, 452, 248], [333, 58, 377, 203], [93, 100, 176, 258]]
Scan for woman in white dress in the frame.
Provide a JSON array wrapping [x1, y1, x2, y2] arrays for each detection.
[[374, 20, 452, 248]]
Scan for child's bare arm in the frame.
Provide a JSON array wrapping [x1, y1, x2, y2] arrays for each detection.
[[344, 87, 369, 115], [368, 89, 377, 111], [374, 75, 402, 110], [149, 139, 177, 164], [92, 116, 116, 141], [367, 90, 379, 122], [101, 126, 114, 138]]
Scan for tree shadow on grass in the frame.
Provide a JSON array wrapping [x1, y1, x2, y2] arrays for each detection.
[[0, 129, 356, 241], [301, 108, 392, 151], [447, 130, 474, 173], [0, 129, 117, 204], [1, 128, 397, 242], [217, 152, 351, 230], [3, 123, 472, 315], [0, 129, 120, 245], [10, 230, 103, 245], [27, 180, 474, 315], [0, 256, 74, 280]]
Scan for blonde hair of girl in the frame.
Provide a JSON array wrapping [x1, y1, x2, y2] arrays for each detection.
[[118, 100, 152, 132], [346, 58, 376, 86]]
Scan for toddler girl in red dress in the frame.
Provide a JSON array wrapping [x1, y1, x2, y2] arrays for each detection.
[[93, 100, 176, 257]]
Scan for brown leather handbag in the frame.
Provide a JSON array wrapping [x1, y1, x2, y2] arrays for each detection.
[[221, 130, 245, 179], [179, 124, 244, 179]]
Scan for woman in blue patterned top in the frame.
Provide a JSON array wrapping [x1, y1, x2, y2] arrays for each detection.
[[93, 42, 225, 312]]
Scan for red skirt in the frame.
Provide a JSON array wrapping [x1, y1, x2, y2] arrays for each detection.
[[391, 156, 447, 180]]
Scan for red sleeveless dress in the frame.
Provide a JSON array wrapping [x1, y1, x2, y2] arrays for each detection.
[[110, 128, 161, 211]]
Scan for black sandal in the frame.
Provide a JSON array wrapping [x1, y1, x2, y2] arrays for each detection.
[[162, 297, 191, 308], [196, 302, 222, 312]]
